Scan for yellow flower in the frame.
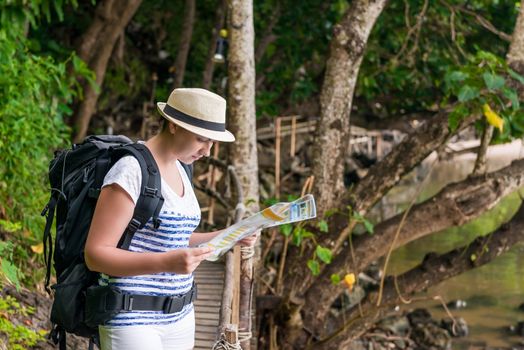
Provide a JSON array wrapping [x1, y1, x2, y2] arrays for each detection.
[[31, 243, 44, 254], [344, 273, 356, 292], [482, 103, 504, 132]]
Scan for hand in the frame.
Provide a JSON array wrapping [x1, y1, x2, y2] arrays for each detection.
[[163, 247, 214, 274], [236, 231, 259, 247]]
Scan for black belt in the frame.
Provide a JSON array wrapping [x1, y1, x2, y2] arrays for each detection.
[[104, 283, 197, 314]]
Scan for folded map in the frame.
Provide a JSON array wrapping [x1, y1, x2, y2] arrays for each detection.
[[200, 194, 317, 261]]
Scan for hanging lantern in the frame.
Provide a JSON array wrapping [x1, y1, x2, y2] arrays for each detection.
[[213, 29, 228, 64]]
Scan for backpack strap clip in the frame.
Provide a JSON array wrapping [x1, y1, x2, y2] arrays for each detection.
[[144, 186, 158, 197], [128, 218, 141, 232]]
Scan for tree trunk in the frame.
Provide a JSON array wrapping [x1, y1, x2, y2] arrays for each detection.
[[303, 157, 524, 337], [172, 0, 195, 89], [507, 3, 524, 74], [311, 0, 388, 216], [227, 0, 259, 348], [320, 202, 524, 348], [202, 0, 226, 89], [72, 0, 142, 143]]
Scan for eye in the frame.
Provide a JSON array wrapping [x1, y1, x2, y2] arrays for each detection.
[[198, 137, 213, 144]]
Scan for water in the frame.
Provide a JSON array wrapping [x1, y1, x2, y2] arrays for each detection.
[[375, 140, 524, 348]]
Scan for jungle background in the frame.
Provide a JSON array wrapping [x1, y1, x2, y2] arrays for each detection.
[[1, 0, 524, 349]]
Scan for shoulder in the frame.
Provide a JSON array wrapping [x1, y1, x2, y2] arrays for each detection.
[[103, 156, 142, 204], [110, 155, 141, 173]]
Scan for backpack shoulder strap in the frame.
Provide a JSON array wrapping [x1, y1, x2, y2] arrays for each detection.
[[112, 143, 164, 250]]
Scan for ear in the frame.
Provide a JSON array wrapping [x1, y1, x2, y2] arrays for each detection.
[[169, 123, 177, 135]]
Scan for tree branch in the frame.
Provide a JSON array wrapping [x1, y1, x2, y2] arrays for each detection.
[[304, 157, 524, 335], [472, 123, 493, 176], [318, 202, 524, 349]]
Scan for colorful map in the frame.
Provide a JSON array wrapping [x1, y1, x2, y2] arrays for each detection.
[[200, 194, 317, 261]]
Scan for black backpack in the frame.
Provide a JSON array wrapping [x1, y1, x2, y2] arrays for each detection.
[[41, 135, 193, 349]]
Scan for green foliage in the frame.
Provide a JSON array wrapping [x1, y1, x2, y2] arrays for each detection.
[[356, 0, 518, 118], [279, 223, 293, 237], [351, 209, 374, 234], [443, 50, 524, 142], [0, 220, 35, 290], [330, 273, 341, 285], [0, 1, 93, 238], [317, 219, 329, 233], [315, 245, 332, 264], [307, 259, 320, 276], [0, 296, 46, 349]]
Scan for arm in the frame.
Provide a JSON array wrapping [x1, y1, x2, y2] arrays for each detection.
[[84, 184, 213, 276]]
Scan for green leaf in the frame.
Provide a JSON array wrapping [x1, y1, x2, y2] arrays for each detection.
[[470, 253, 477, 262], [0, 241, 13, 256], [292, 228, 303, 246], [323, 208, 338, 218], [502, 87, 520, 110], [448, 105, 470, 131], [352, 211, 363, 221], [508, 69, 524, 85], [301, 231, 315, 239], [447, 71, 468, 82], [1, 260, 20, 290], [330, 274, 341, 285], [318, 220, 329, 233], [307, 259, 320, 276], [316, 245, 332, 264], [363, 219, 374, 234], [457, 85, 480, 102], [482, 72, 505, 90], [280, 224, 292, 237]]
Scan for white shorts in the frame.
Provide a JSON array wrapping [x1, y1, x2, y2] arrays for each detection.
[[98, 309, 195, 350]]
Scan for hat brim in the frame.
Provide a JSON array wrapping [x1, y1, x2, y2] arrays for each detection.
[[157, 102, 235, 142]]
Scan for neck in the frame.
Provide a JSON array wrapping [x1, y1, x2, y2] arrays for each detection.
[[145, 132, 179, 166]]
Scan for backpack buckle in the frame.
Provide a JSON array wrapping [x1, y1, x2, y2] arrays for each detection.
[[144, 186, 158, 197], [128, 218, 141, 232]]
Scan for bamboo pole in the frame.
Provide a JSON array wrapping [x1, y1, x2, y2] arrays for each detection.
[[231, 245, 241, 325], [275, 117, 281, 199], [208, 143, 221, 225], [290, 115, 297, 157]]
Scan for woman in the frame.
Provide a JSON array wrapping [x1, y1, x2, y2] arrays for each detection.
[[85, 88, 256, 350]]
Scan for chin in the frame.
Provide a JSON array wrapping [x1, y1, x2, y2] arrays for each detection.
[[183, 157, 196, 164]]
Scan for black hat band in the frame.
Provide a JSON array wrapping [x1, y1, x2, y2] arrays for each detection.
[[163, 104, 226, 132]]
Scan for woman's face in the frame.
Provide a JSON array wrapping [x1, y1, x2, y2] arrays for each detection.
[[170, 124, 214, 164]]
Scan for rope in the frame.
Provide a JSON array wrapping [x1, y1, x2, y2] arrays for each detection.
[[238, 331, 252, 343], [212, 333, 242, 350], [240, 246, 255, 260]]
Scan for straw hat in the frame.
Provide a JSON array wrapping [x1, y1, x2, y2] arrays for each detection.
[[157, 88, 235, 142]]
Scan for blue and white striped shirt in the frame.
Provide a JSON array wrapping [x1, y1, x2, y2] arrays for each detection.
[[100, 156, 201, 327]]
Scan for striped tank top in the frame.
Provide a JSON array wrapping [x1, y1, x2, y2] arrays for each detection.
[[100, 155, 201, 327]]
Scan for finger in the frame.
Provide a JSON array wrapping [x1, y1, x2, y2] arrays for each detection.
[[193, 251, 216, 263], [190, 246, 214, 256]]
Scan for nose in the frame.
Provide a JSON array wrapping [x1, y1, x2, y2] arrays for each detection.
[[202, 141, 213, 157]]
